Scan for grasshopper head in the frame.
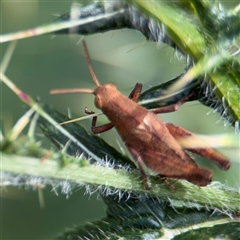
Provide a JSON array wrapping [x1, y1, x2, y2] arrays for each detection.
[[94, 83, 117, 109]]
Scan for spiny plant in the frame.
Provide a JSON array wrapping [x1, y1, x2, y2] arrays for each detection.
[[1, 1, 239, 239]]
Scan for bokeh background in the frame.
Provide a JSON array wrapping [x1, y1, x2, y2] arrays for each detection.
[[1, 1, 239, 239]]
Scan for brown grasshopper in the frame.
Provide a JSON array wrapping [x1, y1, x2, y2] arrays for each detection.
[[51, 41, 230, 189]]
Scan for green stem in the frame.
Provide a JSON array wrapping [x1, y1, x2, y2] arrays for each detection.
[[2, 153, 239, 213]]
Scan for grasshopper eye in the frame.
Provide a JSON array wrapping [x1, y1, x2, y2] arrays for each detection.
[[94, 94, 102, 109]]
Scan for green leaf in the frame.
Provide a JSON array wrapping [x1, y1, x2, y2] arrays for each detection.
[[130, 0, 240, 127]]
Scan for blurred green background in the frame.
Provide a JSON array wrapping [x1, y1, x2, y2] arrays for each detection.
[[1, 1, 239, 239]]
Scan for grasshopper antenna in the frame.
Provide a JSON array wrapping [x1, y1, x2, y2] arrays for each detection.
[[82, 40, 101, 87], [50, 40, 100, 95], [50, 88, 94, 94]]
